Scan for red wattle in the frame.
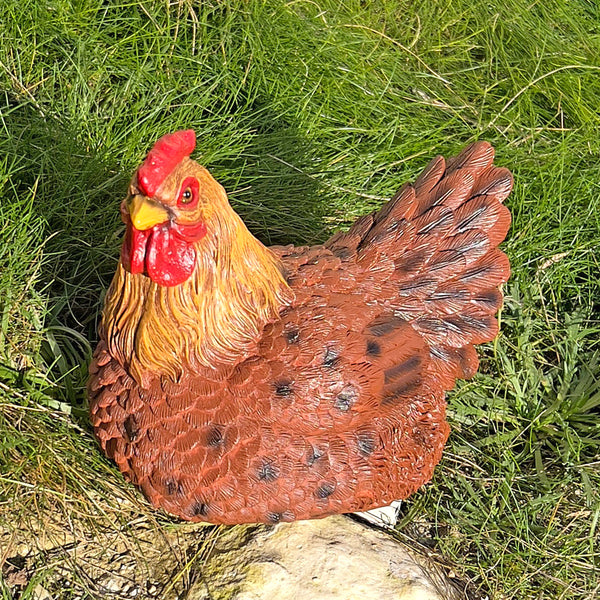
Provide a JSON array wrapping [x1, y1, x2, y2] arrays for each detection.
[[146, 224, 198, 286], [121, 220, 207, 287], [130, 226, 152, 274]]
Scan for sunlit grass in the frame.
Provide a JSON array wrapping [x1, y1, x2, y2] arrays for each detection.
[[0, 0, 599, 598]]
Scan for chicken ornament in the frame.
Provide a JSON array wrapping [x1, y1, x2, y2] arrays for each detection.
[[89, 130, 512, 524]]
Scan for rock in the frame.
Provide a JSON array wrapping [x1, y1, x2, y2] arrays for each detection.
[[196, 516, 464, 600], [32, 585, 53, 600]]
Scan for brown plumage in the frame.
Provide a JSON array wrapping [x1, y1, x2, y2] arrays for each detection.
[[89, 132, 512, 524]]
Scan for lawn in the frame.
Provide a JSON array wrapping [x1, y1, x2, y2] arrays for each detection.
[[1, 0, 599, 598]]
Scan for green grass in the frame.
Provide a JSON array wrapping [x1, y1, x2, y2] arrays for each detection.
[[1, 0, 599, 598]]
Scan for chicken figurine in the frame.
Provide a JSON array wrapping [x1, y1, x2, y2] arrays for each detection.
[[89, 130, 512, 525]]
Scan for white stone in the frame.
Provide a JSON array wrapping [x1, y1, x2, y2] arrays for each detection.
[[199, 515, 463, 600]]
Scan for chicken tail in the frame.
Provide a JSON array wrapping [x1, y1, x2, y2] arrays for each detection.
[[327, 142, 512, 389]]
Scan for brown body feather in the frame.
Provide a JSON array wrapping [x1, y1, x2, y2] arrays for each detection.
[[89, 141, 512, 524]]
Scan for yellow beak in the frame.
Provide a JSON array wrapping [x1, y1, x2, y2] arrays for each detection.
[[129, 195, 169, 230]]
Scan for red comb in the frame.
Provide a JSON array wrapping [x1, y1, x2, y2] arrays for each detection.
[[137, 130, 196, 197]]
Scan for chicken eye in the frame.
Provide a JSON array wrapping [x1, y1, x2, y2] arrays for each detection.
[[177, 177, 200, 209]]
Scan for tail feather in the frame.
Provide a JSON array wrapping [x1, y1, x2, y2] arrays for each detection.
[[438, 229, 489, 263], [454, 195, 511, 245], [414, 312, 499, 347], [445, 141, 496, 173], [471, 166, 513, 201], [455, 248, 510, 292], [412, 155, 446, 197], [326, 140, 512, 388], [414, 169, 475, 214]]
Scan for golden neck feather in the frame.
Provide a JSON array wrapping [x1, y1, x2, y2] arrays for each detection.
[[101, 211, 293, 384]]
